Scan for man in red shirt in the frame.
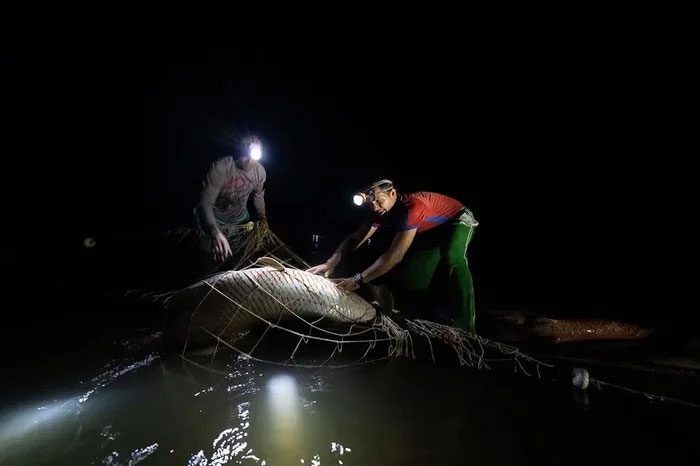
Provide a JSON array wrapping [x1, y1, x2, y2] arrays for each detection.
[[308, 179, 479, 332]]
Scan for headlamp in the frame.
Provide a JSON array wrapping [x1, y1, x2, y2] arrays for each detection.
[[249, 142, 262, 161], [351, 179, 394, 207]]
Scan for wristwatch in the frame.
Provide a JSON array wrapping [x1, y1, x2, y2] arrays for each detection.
[[353, 272, 364, 284]]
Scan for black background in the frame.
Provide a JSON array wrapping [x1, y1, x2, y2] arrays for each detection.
[[2, 25, 691, 339]]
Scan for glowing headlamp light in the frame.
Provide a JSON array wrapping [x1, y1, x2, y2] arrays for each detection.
[[249, 142, 262, 161], [351, 179, 394, 207]]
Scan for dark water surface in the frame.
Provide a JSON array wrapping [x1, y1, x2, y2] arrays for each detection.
[[1, 313, 698, 466]]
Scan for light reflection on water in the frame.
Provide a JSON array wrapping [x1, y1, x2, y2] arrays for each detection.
[[0, 336, 361, 466], [187, 400, 265, 465], [101, 442, 159, 465], [0, 331, 697, 465]]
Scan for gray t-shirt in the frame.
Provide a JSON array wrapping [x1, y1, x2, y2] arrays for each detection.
[[197, 156, 266, 231]]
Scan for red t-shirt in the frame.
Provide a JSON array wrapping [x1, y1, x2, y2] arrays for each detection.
[[371, 192, 464, 233]]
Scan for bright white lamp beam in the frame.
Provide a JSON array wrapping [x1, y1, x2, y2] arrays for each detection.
[[249, 143, 262, 161]]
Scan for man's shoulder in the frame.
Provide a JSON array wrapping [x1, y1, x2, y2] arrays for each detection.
[[210, 155, 235, 171], [407, 191, 439, 200], [407, 191, 458, 208], [253, 161, 266, 176], [403, 193, 430, 211]]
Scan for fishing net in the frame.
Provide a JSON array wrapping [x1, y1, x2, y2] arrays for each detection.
[[163, 223, 699, 409]]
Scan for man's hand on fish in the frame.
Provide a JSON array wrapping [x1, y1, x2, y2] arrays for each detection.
[[331, 277, 359, 292], [306, 262, 335, 277]]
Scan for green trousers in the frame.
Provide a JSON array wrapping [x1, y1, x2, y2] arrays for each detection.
[[385, 211, 477, 332]]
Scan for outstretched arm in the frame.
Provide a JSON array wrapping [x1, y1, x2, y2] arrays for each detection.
[[307, 221, 376, 276], [195, 158, 232, 262], [360, 228, 416, 282], [334, 228, 416, 291]]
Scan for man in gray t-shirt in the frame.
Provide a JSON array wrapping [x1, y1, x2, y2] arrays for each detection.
[[194, 135, 267, 266]]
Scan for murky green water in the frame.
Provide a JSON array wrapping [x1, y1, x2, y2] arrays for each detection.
[[1, 328, 698, 466]]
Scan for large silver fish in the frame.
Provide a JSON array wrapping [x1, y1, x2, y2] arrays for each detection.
[[163, 257, 377, 348], [162, 257, 653, 351]]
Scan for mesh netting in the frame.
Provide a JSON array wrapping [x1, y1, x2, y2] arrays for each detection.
[[164, 224, 699, 409]]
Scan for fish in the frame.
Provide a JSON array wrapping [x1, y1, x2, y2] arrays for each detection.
[[524, 317, 652, 343], [162, 256, 653, 351], [486, 312, 652, 343], [163, 257, 377, 349]]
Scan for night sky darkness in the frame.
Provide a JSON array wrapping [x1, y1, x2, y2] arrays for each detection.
[[2, 33, 689, 344]]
